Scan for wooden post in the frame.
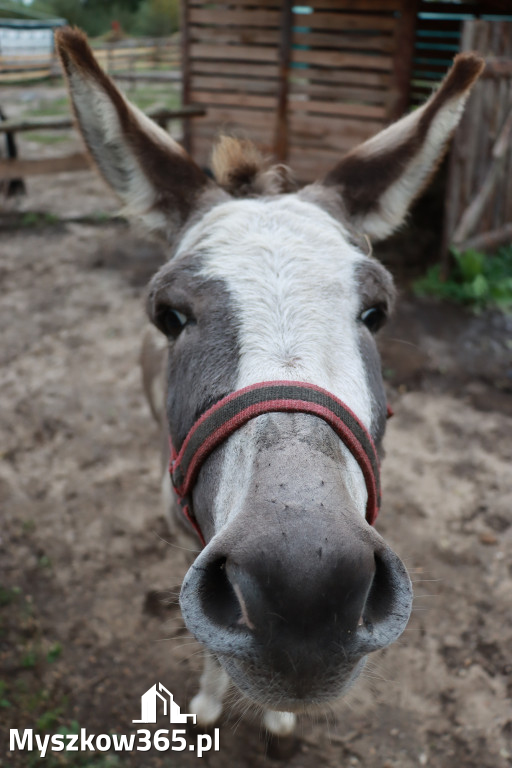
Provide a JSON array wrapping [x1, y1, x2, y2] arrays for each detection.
[[181, 0, 192, 155], [274, 0, 292, 163], [389, 0, 419, 121], [440, 20, 478, 279]]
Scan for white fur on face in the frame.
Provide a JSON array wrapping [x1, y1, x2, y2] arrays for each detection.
[[176, 197, 374, 526]]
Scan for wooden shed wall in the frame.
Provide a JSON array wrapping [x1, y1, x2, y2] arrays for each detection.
[[182, 0, 417, 180], [183, 0, 283, 169]]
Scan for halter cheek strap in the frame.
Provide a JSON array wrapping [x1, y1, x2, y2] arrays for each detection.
[[168, 381, 389, 546]]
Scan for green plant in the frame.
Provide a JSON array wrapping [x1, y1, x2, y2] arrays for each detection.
[[47, 643, 62, 663], [36, 707, 64, 730], [414, 245, 512, 310]]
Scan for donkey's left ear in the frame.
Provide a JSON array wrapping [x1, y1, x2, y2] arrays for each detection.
[[318, 53, 484, 242], [55, 27, 213, 235]]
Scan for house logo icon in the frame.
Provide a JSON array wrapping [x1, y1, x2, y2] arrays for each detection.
[[133, 683, 197, 725]]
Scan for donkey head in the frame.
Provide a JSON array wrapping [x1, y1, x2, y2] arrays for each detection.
[[56, 29, 482, 714]]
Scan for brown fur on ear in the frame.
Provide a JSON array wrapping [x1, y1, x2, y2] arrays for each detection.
[[211, 136, 297, 197], [55, 27, 211, 235], [318, 51, 484, 241], [56, 26, 104, 80], [439, 52, 486, 102]]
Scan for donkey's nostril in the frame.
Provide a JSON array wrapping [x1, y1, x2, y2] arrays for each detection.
[[356, 547, 413, 653], [363, 551, 397, 625], [199, 557, 242, 629], [199, 557, 259, 632]]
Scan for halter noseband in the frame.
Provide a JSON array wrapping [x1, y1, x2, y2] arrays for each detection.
[[169, 381, 388, 546]]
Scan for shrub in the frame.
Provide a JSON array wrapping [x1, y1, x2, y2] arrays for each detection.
[[414, 245, 512, 310]]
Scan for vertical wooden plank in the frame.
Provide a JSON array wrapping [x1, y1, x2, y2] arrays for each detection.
[[460, 21, 479, 218], [389, 0, 419, 121], [440, 20, 474, 276], [505, 78, 512, 228], [274, 0, 293, 162], [181, 0, 192, 155]]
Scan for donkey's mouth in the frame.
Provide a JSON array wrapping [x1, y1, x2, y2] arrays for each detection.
[[218, 653, 367, 712]]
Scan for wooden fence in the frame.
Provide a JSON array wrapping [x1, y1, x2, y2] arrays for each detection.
[[0, 106, 205, 182], [182, 0, 417, 181], [0, 36, 179, 84], [442, 20, 512, 260], [91, 37, 179, 77]]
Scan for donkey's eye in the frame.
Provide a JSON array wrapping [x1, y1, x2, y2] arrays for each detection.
[[360, 306, 387, 333], [155, 307, 190, 339]]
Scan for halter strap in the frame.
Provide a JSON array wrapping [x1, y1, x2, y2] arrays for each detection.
[[169, 381, 387, 546]]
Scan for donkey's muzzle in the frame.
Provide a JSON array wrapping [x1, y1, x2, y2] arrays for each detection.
[[180, 507, 412, 705]]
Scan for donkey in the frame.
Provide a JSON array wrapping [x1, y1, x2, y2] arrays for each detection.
[[56, 28, 483, 736]]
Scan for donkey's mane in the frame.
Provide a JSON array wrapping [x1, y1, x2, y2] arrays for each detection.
[[211, 136, 298, 197]]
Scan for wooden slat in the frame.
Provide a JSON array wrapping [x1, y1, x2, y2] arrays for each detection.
[[0, 153, 91, 179], [0, 52, 53, 61], [190, 90, 277, 108], [290, 66, 392, 88], [190, 27, 280, 45], [293, 13, 397, 32], [289, 98, 386, 119], [292, 49, 393, 71], [0, 69, 52, 83], [190, 44, 278, 62], [191, 75, 278, 94], [289, 146, 351, 165], [0, 56, 52, 67], [0, 116, 73, 133], [191, 60, 278, 78], [190, 8, 280, 27], [288, 131, 360, 154], [289, 80, 389, 105], [0, 60, 52, 70], [200, 107, 277, 129], [293, 31, 394, 53], [0, 107, 205, 134], [290, 113, 383, 142]]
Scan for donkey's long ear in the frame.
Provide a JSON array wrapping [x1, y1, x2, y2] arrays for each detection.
[[319, 53, 484, 242], [55, 27, 212, 234]]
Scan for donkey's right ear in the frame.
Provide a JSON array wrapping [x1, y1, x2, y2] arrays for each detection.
[[55, 27, 213, 235]]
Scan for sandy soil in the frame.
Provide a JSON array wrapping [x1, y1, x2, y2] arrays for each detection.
[[1, 106, 511, 768]]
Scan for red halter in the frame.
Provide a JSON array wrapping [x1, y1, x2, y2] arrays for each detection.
[[169, 381, 389, 546]]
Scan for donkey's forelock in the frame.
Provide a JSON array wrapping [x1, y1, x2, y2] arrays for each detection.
[[210, 136, 298, 198]]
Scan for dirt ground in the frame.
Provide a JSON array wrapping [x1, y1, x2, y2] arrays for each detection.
[[1, 93, 511, 768]]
